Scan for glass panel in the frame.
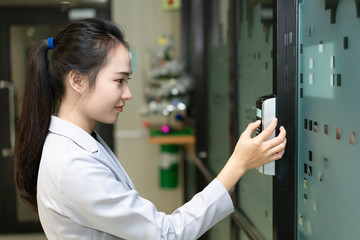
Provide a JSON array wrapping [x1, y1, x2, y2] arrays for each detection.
[[297, 1, 360, 239], [237, 0, 274, 239], [10, 24, 66, 222], [207, 0, 231, 239]]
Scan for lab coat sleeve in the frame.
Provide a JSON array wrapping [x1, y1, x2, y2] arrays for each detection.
[[59, 154, 234, 240]]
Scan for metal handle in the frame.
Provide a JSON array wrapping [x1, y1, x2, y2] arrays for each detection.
[[0, 80, 15, 158]]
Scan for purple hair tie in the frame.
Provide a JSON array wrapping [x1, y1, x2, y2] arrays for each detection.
[[48, 37, 54, 50]]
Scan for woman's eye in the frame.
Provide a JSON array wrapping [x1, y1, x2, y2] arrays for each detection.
[[117, 79, 127, 84], [116, 77, 130, 85]]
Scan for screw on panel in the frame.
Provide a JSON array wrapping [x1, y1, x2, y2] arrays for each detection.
[[330, 56, 335, 69], [336, 128, 341, 140], [324, 124, 329, 136], [319, 40, 324, 52], [304, 192, 308, 203], [314, 122, 318, 132], [313, 200, 318, 211], [330, 74, 335, 86], [309, 73, 313, 85], [344, 36, 349, 49], [350, 131, 355, 145], [318, 170, 323, 182], [308, 221, 312, 234], [309, 26, 313, 37], [337, 74, 342, 86]]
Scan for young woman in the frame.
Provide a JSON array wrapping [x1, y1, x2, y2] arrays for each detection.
[[14, 18, 286, 240]]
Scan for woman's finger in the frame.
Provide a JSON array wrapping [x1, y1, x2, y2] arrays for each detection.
[[269, 149, 286, 162], [269, 138, 287, 156], [241, 120, 261, 139], [257, 118, 278, 141], [266, 126, 286, 147]]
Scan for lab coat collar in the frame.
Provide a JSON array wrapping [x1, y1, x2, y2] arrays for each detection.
[[49, 115, 99, 154]]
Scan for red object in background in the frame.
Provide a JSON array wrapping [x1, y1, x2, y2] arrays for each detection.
[[143, 120, 150, 128], [168, 0, 174, 6]]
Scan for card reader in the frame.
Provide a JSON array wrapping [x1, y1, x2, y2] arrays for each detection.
[[256, 94, 276, 176]]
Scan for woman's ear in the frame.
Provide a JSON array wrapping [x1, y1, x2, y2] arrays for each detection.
[[67, 70, 87, 94]]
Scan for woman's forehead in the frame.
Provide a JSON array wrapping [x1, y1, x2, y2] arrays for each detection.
[[105, 44, 132, 71]]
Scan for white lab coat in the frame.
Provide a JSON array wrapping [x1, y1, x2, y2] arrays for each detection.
[[37, 116, 234, 240]]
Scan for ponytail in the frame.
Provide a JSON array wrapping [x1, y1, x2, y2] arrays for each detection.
[[14, 39, 56, 213]]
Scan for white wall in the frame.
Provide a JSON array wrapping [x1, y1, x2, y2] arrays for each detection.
[[111, 0, 183, 214]]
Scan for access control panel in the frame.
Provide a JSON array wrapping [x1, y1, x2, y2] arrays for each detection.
[[256, 94, 276, 176]]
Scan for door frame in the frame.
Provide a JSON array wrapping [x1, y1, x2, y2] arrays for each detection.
[[0, 4, 111, 233], [272, 0, 298, 239]]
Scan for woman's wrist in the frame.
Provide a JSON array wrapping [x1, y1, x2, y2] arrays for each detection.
[[216, 156, 247, 193]]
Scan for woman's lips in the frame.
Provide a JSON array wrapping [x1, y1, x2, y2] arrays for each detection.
[[115, 105, 124, 112]]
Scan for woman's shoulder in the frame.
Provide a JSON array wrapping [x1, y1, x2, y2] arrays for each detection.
[[42, 131, 101, 169], [46, 115, 100, 154]]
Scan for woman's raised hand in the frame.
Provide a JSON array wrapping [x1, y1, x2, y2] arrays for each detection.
[[216, 118, 287, 192]]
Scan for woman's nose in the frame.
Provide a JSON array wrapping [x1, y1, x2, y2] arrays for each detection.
[[122, 84, 132, 100]]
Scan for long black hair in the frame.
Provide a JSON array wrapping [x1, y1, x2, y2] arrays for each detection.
[[14, 18, 129, 213]]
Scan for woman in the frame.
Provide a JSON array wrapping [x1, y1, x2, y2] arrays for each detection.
[[14, 18, 286, 240]]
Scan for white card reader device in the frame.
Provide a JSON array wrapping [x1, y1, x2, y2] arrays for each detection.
[[255, 94, 276, 176]]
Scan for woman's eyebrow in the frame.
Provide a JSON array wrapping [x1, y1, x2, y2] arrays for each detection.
[[113, 71, 132, 76]]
